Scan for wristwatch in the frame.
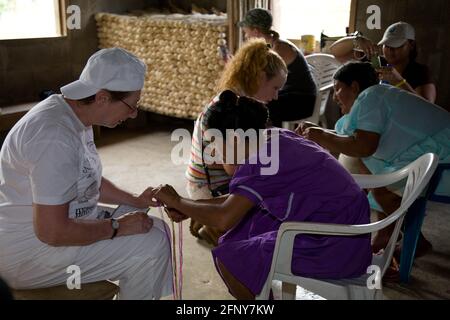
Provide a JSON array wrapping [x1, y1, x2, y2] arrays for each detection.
[[110, 218, 119, 239]]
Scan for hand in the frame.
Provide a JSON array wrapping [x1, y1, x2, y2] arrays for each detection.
[[116, 212, 153, 237], [133, 187, 160, 208], [354, 36, 379, 60], [303, 127, 326, 144], [377, 66, 403, 85], [153, 184, 181, 209], [165, 207, 188, 223], [295, 121, 320, 136]]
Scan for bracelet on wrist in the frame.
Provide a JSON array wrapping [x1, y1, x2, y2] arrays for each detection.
[[394, 79, 407, 88]]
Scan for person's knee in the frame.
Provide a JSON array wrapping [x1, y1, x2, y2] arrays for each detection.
[[132, 220, 171, 261], [372, 187, 393, 204], [149, 225, 171, 255]]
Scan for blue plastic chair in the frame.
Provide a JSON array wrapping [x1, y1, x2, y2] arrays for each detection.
[[400, 163, 450, 283]]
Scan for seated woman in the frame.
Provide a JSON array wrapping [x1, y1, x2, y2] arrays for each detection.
[[330, 22, 436, 103], [239, 8, 317, 126], [155, 90, 372, 300], [297, 62, 450, 253], [185, 38, 287, 245], [0, 48, 172, 300]]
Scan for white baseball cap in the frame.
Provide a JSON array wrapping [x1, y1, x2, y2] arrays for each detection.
[[61, 47, 147, 100], [378, 22, 415, 48]]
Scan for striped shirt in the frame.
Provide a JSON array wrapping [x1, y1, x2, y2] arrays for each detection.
[[185, 95, 231, 189]]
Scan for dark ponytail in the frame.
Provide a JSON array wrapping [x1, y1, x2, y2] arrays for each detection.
[[203, 90, 269, 139], [218, 90, 238, 110], [269, 30, 280, 41]]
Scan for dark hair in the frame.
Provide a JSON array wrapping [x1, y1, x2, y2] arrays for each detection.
[[240, 8, 273, 31], [250, 26, 280, 41], [78, 91, 133, 105], [203, 90, 269, 139], [333, 62, 378, 93], [269, 30, 280, 41]]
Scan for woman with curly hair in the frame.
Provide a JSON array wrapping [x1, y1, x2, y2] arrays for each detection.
[[185, 39, 287, 245]]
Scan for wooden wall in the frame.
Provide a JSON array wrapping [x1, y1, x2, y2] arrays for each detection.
[[0, 0, 156, 107], [169, 0, 227, 12], [353, 0, 450, 110]]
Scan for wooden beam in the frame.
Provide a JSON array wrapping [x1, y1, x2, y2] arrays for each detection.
[[57, 0, 68, 37], [227, 0, 240, 54], [0, 103, 35, 132], [348, 0, 359, 33]]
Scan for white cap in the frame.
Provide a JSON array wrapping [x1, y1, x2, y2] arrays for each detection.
[[378, 22, 415, 48], [61, 47, 147, 100]]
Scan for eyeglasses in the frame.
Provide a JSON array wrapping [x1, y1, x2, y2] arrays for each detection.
[[119, 99, 139, 112]]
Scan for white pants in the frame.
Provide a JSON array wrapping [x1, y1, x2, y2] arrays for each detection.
[[0, 217, 172, 300]]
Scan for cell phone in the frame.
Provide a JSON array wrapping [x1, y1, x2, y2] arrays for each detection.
[[378, 56, 388, 67]]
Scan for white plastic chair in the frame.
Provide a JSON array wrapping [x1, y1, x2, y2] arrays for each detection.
[[307, 54, 342, 128], [282, 54, 341, 131], [256, 153, 438, 300]]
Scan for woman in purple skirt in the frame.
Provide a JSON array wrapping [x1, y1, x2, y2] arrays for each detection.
[[154, 91, 372, 300]]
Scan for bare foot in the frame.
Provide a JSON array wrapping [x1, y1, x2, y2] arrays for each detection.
[[382, 256, 400, 283], [199, 226, 223, 247], [372, 228, 393, 254], [371, 211, 396, 254], [189, 219, 203, 238]]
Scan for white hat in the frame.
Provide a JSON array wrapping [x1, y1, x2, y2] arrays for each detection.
[[61, 47, 147, 100], [378, 22, 415, 48]]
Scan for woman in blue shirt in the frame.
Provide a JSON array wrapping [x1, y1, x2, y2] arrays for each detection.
[[297, 62, 450, 253]]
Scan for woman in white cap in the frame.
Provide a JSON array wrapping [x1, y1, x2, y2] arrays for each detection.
[[238, 8, 317, 127], [0, 48, 172, 300], [330, 22, 436, 103]]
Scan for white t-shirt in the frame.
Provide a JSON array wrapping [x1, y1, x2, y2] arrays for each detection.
[[0, 95, 102, 241]]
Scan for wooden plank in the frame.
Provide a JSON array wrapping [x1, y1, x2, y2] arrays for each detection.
[[57, 0, 68, 37], [0, 102, 35, 132], [0, 102, 104, 139], [227, 0, 241, 54], [348, 0, 359, 33]]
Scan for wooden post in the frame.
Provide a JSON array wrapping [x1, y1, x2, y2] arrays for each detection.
[[348, 0, 359, 33]]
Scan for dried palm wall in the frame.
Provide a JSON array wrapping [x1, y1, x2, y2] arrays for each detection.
[[96, 12, 228, 119]]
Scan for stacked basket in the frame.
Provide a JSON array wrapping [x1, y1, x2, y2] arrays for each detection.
[[96, 12, 228, 119]]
